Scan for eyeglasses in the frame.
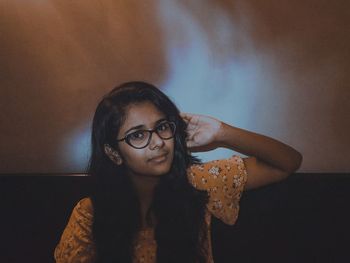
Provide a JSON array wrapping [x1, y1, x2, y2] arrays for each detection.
[[117, 121, 176, 149]]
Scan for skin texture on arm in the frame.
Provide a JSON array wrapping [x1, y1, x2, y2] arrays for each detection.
[[181, 113, 303, 190]]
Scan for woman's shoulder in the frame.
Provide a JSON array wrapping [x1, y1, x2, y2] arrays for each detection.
[[79, 197, 93, 210], [54, 197, 96, 262], [72, 197, 94, 220]]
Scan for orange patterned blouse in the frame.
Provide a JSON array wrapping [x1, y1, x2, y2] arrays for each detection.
[[54, 155, 248, 263]]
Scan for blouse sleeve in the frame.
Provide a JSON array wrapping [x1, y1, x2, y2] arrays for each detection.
[[54, 198, 96, 263], [188, 155, 248, 225]]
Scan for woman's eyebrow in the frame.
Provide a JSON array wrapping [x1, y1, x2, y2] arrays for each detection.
[[155, 118, 168, 125], [124, 118, 168, 134], [124, 124, 145, 135]]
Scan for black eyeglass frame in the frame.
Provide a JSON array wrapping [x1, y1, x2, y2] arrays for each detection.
[[116, 121, 176, 149]]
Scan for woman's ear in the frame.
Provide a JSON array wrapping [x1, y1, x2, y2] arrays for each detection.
[[104, 144, 123, 165]]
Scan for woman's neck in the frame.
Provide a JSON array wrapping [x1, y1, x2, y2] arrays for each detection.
[[129, 173, 159, 199]]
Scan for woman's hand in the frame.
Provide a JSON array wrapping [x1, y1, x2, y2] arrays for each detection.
[[181, 112, 223, 152]]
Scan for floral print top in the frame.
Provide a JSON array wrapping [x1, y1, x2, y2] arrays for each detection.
[[54, 155, 248, 263]]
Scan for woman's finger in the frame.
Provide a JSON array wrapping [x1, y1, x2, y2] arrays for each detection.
[[180, 112, 194, 121]]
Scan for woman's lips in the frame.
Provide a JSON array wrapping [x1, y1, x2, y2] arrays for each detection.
[[149, 153, 168, 163]]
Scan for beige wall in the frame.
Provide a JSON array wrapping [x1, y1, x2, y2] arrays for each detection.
[[1, 0, 349, 173]]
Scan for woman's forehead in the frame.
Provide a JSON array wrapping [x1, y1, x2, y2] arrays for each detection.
[[121, 102, 166, 129]]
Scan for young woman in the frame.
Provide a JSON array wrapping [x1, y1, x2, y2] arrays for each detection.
[[54, 81, 302, 263]]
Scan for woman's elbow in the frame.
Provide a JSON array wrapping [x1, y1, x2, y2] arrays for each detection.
[[286, 151, 303, 174]]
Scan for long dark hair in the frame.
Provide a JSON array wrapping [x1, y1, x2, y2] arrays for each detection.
[[88, 81, 209, 263]]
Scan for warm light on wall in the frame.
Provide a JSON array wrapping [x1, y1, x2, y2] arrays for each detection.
[[1, 0, 349, 173]]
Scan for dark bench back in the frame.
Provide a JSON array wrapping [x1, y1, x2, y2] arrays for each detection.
[[1, 173, 349, 263]]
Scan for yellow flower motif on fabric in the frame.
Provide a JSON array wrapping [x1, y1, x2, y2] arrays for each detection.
[[208, 166, 221, 177], [210, 186, 218, 194], [197, 165, 205, 171], [201, 176, 208, 184], [212, 199, 223, 210], [233, 174, 243, 187]]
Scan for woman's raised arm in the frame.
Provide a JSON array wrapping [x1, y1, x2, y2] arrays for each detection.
[[181, 112, 302, 190]]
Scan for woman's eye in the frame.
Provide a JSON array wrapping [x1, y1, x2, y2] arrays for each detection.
[[128, 131, 146, 141], [157, 123, 169, 132]]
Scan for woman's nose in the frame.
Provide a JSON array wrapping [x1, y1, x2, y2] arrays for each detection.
[[149, 131, 164, 149]]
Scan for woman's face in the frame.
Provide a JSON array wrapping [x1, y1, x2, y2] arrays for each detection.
[[115, 101, 175, 177]]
